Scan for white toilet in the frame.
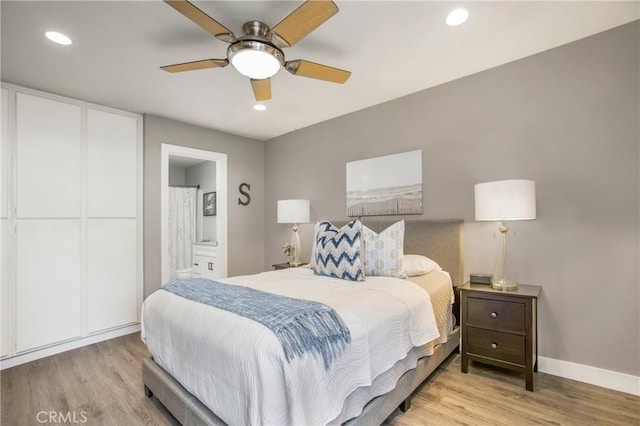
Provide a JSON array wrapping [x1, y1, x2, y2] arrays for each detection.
[[175, 268, 193, 279]]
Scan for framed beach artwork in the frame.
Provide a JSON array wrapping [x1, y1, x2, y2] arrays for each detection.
[[346, 150, 423, 217], [203, 192, 216, 216]]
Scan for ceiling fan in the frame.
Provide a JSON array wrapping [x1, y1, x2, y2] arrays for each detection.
[[161, 0, 352, 101]]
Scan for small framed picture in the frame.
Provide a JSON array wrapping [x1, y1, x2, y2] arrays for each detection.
[[203, 192, 216, 216]]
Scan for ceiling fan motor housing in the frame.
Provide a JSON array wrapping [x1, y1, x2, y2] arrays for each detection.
[[242, 20, 272, 40]]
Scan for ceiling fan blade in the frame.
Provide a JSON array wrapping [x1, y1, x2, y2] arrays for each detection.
[[272, 0, 338, 47], [164, 0, 235, 42], [285, 60, 351, 84], [161, 58, 229, 73], [251, 79, 272, 101]]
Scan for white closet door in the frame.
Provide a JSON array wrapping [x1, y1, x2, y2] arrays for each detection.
[[0, 219, 8, 357], [87, 219, 137, 333], [1, 87, 9, 218], [16, 220, 82, 352], [1, 88, 9, 357], [16, 93, 81, 218], [87, 110, 137, 218]]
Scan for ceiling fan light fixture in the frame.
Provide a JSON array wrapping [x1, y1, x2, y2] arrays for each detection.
[[446, 8, 469, 26], [229, 41, 284, 80]]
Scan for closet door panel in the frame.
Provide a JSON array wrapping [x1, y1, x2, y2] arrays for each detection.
[[87, 110, 137, 218], [16, 220, 82, 352], [1, 219, 9, 357], [1, 89, 9, 356], [1, 87, 9, 219], [16, 94, 81, 218], [87, 219, 137, 333]]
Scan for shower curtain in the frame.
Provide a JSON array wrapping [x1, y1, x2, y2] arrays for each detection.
[[168, 186, 198, 280]]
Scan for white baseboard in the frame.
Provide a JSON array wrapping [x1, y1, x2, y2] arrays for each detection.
[[0, 324, 141, 370], [539, 356, 640, 396]]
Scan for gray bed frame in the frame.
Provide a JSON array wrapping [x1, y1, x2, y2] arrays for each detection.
[[143, 219, 464, 425]]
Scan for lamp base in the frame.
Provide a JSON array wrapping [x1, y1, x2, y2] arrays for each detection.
[[290, 225, 301, 267], [491, 279, 518, 291]]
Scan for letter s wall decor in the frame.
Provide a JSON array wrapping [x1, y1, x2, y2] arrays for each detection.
[[238, 183, 251, 206]]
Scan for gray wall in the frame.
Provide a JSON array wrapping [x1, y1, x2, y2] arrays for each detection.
[[144, 114, 265, 297], [264, 22, 639, 375]]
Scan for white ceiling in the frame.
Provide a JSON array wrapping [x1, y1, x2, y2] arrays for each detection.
[[2, 1, 638, 141]]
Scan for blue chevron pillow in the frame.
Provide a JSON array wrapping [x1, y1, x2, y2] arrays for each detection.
[[314, 220, 365, 282]]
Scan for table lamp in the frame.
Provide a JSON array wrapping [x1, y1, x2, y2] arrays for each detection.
[[277, 199, 310, 266], [474, 180, 536, 291]]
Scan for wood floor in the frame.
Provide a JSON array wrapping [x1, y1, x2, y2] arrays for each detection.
[[2, 332, 638, 425]]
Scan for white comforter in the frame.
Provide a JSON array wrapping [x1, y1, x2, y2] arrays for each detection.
[[141, 268, 440, 425]]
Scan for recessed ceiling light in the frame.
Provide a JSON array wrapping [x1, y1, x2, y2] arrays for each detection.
[[253, 104, 267, 111], [45, 31, 72, 45], [446, 9, 469, 26]]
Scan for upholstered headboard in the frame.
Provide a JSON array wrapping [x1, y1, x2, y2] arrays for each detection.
[[334, 219, 464, 287]]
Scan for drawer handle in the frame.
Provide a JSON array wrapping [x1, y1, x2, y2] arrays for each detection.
[[490, 312, 497, 318], [491, 343, 498, 350]]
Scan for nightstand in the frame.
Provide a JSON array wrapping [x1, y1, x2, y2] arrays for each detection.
[[460, 282, 542, 391], [272, 262, 308, 270]]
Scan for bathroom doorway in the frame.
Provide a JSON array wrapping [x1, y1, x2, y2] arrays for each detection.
[[160, 144, 228, 284]]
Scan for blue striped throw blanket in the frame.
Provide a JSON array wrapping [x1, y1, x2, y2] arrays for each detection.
[[161, 278, 351, 369]]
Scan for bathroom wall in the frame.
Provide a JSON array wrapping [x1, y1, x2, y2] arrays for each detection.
[[168, 165, 185, 186], [185, 161, 217, 242]]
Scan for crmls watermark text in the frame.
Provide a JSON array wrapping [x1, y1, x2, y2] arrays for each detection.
[[36, 411, 88, 424]]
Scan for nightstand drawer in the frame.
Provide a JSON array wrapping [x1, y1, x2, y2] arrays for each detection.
[[466, 326, 526, 365], [467, 297, 525, 333]]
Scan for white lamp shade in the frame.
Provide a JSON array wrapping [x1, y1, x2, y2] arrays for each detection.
[[277, 199, 310, 224], [475, 180, 536, 221]]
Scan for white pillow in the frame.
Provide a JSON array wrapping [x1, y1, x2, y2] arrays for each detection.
[[403, 254, 441, 276]]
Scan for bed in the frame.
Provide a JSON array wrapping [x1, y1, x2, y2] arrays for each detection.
[[142, 219, 463, 425]]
